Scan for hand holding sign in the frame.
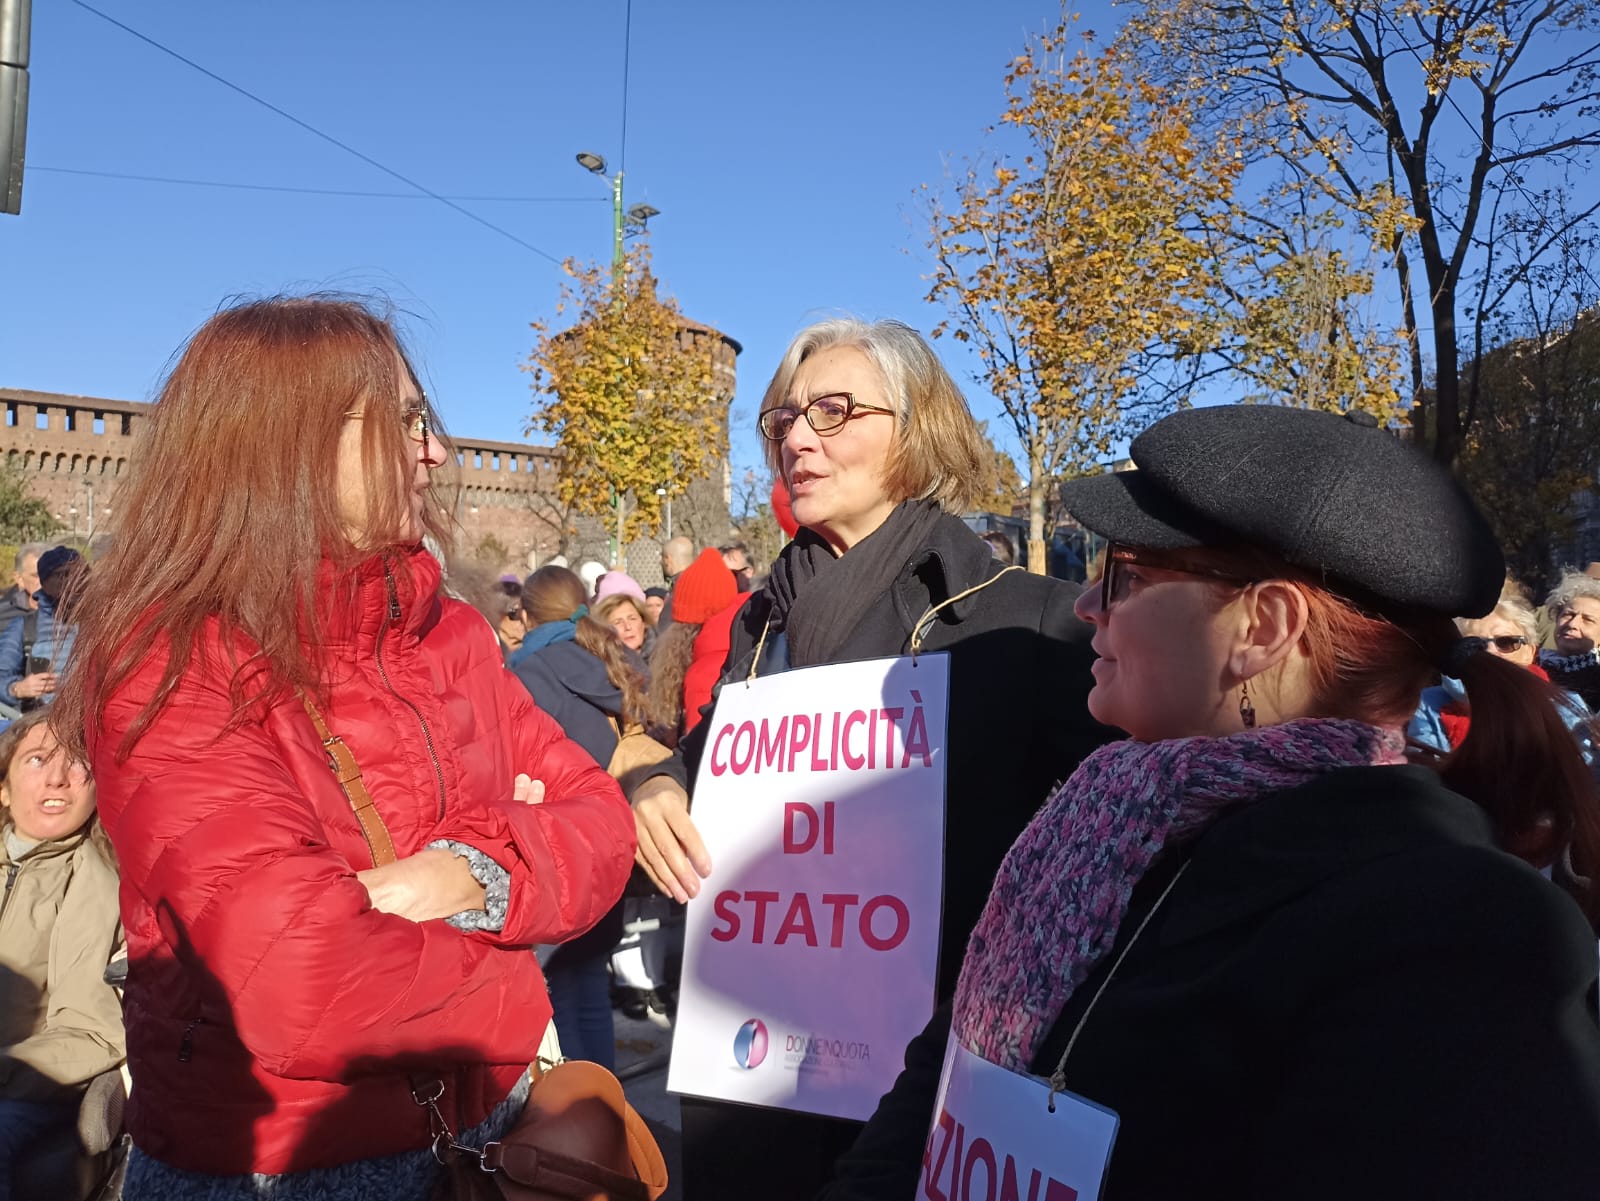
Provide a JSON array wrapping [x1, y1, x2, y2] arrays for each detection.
[[631, 775, 712, 903], [669, 654, 949, 1121]]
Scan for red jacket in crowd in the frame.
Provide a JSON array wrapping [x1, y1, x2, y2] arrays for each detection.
[[88, 548, 635, 1175], [683, 592, 752, 735]]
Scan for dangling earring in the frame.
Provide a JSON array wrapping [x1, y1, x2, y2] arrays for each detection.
[[1239, 678, 1257, 730]]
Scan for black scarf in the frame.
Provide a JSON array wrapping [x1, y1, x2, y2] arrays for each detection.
[[765, 499, 946, 668]]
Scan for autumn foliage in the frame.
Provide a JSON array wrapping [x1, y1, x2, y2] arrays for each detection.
[[925, 36, 1239, 569], [524, 245, 728, 549]]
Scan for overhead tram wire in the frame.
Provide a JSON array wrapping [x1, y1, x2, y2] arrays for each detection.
[[68, 0, 567, 266], [31, 166, 611, 203]]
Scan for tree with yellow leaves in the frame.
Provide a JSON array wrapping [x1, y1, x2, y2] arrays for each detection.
[[524, 244, 729, 562], [1124, 0, 1600, 464], [925, 34, 1240, 572]]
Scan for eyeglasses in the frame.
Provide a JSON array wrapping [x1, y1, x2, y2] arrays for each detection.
[[1486, 635, 1530, 654], [344, 405, 432, 445], [757, 393, 895, 441], [1100, 543, 1255, 611]]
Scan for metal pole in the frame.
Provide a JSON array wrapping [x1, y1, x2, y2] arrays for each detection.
[[611, 171, 625, 287], [0, 0, 31, 215], [615, 494, 625, 568], [666, 493, 673, 541], [610, 169, 625, 564], [85, 481, 94, 541]]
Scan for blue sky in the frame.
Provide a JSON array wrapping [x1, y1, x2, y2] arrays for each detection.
[[1, 0, 1117, 479]]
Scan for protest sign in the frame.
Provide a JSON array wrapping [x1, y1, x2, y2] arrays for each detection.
[[921, 1038, 1119, 1201], [667, 653, 949, 1120]]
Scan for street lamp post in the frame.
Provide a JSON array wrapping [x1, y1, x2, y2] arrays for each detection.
[[655, 486, 673, 540], [575, 150, 660, 284], [576, 151, 662, 566]]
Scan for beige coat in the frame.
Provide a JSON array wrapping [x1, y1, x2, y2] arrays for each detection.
[[0, 821, 125, 1103]]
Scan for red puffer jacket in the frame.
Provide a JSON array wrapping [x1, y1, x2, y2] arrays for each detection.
[[88, 548, 635, 1176]]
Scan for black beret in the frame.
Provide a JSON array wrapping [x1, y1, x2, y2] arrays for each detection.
[[1060, 405, 1504, 618]]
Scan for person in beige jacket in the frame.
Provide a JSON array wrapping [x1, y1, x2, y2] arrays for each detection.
[[0, 709, 123, 1200]]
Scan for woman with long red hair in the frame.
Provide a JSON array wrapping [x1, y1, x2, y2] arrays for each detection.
[[824, 405, 1600, 1201], [50, 296, 635, 1199]]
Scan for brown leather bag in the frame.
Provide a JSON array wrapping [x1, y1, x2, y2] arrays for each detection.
[[421, 1060, 668, 1201], [604, 715, 675, 796], [300, 694, 668, 1201]]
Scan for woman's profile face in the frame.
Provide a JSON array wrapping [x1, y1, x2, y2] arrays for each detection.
[[609, 601, 647, 652], [1073, 552, 1240, 742], [2, 724, 96, 844], [335, 347, 444, 545], [780, 346, 899, 554]]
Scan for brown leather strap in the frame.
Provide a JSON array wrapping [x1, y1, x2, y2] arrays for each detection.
[[299, 691, 397, 868], [483, 1140, 649, 1200]]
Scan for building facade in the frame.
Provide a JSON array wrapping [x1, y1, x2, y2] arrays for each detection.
[[4, 327, 737, 583]]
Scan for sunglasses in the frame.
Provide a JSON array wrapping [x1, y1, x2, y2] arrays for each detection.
[[1101, 543, 1255, 610], [1485, 635, 1530, 653]]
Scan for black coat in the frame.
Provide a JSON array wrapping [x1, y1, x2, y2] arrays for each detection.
[[823, 765, 1600, 1201], [671, 517, 1113, 1201], [508, 638, 631, 963], [511, 640, 628, 767]]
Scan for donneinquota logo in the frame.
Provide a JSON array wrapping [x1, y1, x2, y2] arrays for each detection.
[[732, 1018, 769, 1070]]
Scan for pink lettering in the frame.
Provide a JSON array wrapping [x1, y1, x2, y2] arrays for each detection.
[[859, 894, 911, 951], [746, 891, 780, 943], [774, 893, 818, 947], [843, 710, 866, 770], [709, 724, 734, 776], [788, 714, 813, 773]]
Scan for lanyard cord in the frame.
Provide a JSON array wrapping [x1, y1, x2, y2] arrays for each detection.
[[747, 562, 1025, 680], [746, 616, 772, 684], [910, 565, 1026, 658], [1046, 859, 1192, 1113]]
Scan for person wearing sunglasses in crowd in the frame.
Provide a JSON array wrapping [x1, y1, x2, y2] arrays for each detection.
[[49, 296, 635, 1200], [1410, 593, 1597, 769], [626, 318, 1110, 1200], [822, 404, 1600, 1201]]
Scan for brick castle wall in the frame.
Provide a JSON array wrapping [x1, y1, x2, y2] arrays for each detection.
[[4, 316, 736, 578]]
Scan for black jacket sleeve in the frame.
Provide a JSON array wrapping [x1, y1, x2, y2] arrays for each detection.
[[817, 1001, 953, 1201]]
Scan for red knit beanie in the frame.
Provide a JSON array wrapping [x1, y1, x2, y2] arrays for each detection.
[[673, 548, 737, 625]]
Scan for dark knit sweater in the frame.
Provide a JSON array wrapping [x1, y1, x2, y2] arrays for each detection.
[[1541, 648, 1600, 711]]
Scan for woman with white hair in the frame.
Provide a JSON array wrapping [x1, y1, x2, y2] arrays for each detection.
[[1542, 571, 1600, 708], [627, 317, 1111, 1200], [1410, 593, 1596, 766]]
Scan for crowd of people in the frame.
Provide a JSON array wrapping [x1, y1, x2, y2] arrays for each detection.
[[0, 294, 1597, 1200]]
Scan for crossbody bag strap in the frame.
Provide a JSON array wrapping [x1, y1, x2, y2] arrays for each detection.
[[484, 1140, 649, 1200], [299, 690, 398, 869]]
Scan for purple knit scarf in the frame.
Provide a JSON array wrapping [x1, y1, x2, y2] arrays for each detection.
[[952, 718, 1406, 1071]]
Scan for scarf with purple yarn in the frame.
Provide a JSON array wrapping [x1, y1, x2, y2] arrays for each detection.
[[952, 718, 1406, 1072]]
